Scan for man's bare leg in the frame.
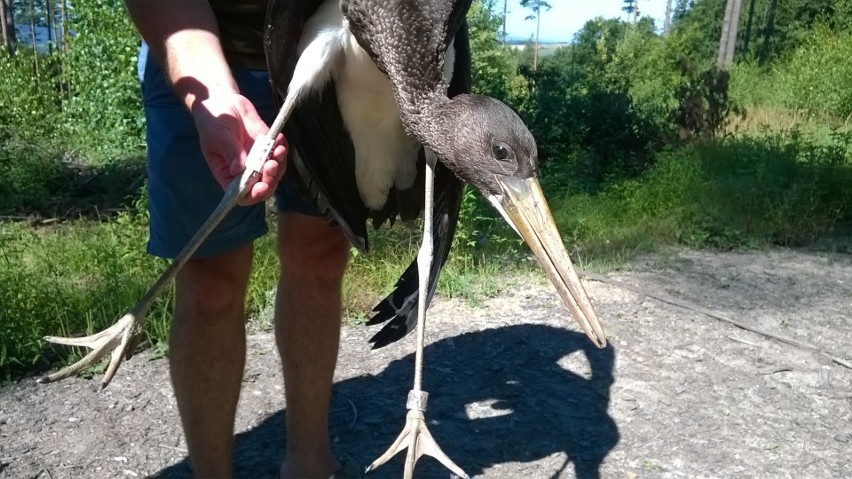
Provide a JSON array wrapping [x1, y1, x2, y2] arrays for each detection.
[[276, 212, 349, 479], [170, 244, 254, 478]]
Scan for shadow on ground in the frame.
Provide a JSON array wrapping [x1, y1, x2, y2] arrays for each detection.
[[0, 153, 146, 220], [152, 324, 618, 478]]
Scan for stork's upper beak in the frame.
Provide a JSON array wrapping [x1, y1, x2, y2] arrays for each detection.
[[488, 175, 606, 348]]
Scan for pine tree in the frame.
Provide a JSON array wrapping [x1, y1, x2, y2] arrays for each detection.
[[520, 0, 551, 71]]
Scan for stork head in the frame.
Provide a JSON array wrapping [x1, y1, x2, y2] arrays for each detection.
[[435, 94, 607, 348]]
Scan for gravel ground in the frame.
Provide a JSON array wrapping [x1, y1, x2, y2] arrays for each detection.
[[1, 248, 850, 478]]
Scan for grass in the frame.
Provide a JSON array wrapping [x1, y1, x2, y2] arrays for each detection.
[[4, 112, 852, 382], [0, 193, 282, 381], [0, 190, 521, 381], [546, 130, 852, 260], [0, 207, 166, 378]]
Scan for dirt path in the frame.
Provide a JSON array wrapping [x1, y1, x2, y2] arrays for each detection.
[[1, 248, 851, 478]]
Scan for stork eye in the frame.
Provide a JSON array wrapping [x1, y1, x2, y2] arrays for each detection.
[[492, 143, 511, 161]]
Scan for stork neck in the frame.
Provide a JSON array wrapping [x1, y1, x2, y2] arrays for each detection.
[[397, 91, 454, 156]]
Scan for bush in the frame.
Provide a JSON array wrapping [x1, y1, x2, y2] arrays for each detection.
[[0, 197, 166, 379], [622, 132, 851, 248], [731, 27, 852, 119], [0, 49, 63, 142], [0, 0, 144, 166], [0, 133, 74, 213], [59, 0, 144, 160]]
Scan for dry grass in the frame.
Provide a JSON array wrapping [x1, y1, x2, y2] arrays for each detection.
[[725, 106, 851, 137]]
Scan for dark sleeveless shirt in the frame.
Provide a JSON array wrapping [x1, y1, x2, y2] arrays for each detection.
[[209, 0, 268, 70]]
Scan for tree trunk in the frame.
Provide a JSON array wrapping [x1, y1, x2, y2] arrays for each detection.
[[717, 0, 742, 67], [502, 0, 507, 46], [60, 0, 67, 53], [717, 0, 735, 66], [663, 0, 673, 35], [29, 0, 39, 76], [47, 0, 54, 51], [742, 0, 757, 56], [723, 0, 743, 64], [633, 0, 640, 23], [29, 0, 36, 50], [533, 9, 539, 71], [760, 0, 778, 65], [0, 0, 15, 55]]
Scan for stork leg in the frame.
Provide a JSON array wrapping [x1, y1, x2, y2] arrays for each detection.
[[38, 99, 298, 388], [38, 135, 276, 387], [366, 159, 469, 479]]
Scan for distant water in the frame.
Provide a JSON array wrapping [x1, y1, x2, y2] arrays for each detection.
[[13, 24, 64, 51]]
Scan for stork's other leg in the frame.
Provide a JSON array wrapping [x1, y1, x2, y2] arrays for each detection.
[[367, 160, 469, 479], [276, 211, 350, 479], [169, 244, 253, 478]]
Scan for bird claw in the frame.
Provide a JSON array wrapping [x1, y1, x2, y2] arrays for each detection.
[[366, 391, 469, 479], [37, 312, 141, 388]]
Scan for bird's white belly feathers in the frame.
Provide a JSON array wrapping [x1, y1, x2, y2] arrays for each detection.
[[296, 0, 455, 210], [336, 32, 420, 210]]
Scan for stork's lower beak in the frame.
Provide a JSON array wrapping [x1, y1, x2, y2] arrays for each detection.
[[488, 175, 606, 348]]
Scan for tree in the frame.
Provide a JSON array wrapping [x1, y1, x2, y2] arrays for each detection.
[[27, 0, 38, 73], [759, 0, 778, 65], [0, 0, 15, 55], [520, 0, 551, 71], [741, 0, 757, 55], [467, 0, 525, 103], [501, 0, 507, 45], [663, 0, 673, 35], [672, 0, 691, 24], [672, 0, 843, 65], [622, 0, 637, 21], [572, 17, 627, 73], [717, 0, 743, 67], [669, 0, 731, 63]]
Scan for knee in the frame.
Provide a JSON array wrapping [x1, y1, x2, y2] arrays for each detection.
[[175, 247, 253, 321], [279, 222, 349, 285]]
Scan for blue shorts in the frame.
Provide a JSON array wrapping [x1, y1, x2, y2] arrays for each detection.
[[141, 50, 318, 259]]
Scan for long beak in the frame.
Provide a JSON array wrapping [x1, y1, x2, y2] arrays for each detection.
[[489, 175, 606, 348]]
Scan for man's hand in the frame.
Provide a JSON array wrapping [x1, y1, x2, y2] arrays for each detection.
[[192, 92, 287, 206]]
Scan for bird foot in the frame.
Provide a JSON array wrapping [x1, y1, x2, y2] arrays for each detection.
[[36, 134, 278, 389], [37, 312, 141, 388], [366, 391, 469, 479]]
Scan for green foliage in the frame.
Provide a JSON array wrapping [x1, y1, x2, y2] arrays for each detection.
[[0, 0, 143, 165], [549, 131, 852, 257], [729, 26, 852, 122], [571, 17, 628, 73], [523, 20, 686, 188], [0, 196, 161, 379], [606, 23, 682, 121], [0, 48, 63, 142], [0, 188, 282, 380], [671, 0, 852, 65], [467, 0, 526, 103], [59, 0, 143, 160], [669, 0, 726, 62], [770, 27, 852, 117], [4, 0, 852, 382], [0, 131, 71, 212]]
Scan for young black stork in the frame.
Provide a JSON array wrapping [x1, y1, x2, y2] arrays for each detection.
[[40, 0, 606, 477]]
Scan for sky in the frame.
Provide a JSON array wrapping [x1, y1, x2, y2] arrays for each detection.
[[504, 0, 671, 43]]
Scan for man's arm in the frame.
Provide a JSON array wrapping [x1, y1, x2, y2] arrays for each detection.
[[126, 0, 286, 204], [126, 0, 236, 110]]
